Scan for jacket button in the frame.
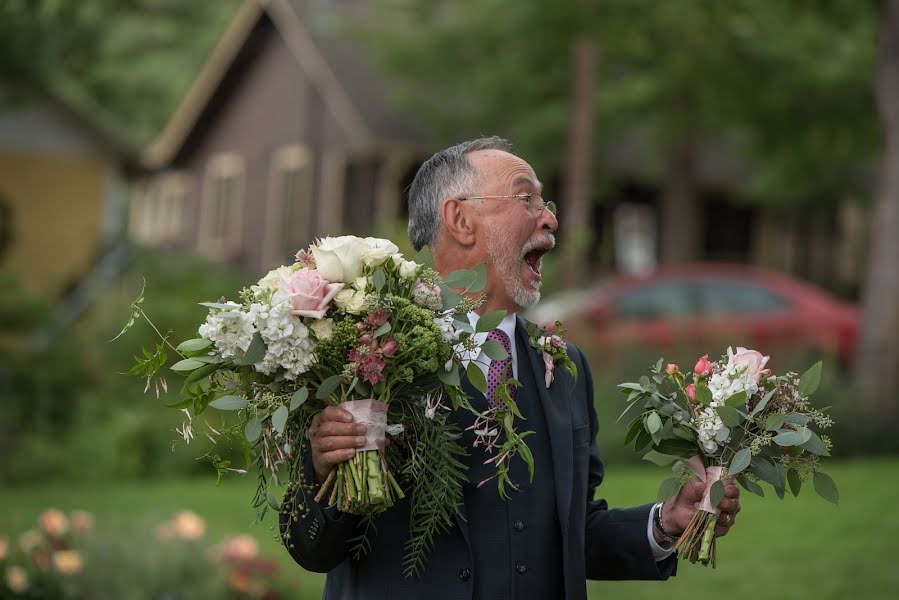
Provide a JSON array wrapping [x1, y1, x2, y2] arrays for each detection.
[[515, 562, 527, 574], [513, 520, 525, 532], [459, 567, 471, 581]]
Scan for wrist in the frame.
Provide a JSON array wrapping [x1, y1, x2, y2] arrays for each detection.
[[653, 502, 680, 545]]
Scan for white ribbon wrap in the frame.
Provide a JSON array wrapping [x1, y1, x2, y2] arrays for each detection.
[[338, 399, 387, 452], [685, 455, 724, 515]]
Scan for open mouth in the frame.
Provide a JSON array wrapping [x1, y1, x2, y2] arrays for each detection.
[[523, 248, 548, 277]]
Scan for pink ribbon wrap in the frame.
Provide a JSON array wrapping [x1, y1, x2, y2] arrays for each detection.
[[338, 399, 387, 452], [685, 455, 724, 515]]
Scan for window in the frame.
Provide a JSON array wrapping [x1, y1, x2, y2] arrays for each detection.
[[614, 282, 696, 320], [200, 153, 244, 259], [265, 146, 313, 265], [698, 280, 792, 315]]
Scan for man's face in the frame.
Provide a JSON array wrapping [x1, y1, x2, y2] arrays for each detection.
[[466, 150, 558, 311]]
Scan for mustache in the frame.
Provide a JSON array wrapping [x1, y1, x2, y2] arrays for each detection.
[[521, 234, 556, 257]]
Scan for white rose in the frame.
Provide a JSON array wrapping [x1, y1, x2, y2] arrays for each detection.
[[310, 318, 335, 340], [333, 288, 356, 309], [311, 236, 368, 283], [345, 290, 368, 315], [253, 265, 296, 293], [354, 276, 370, 291], [360, 237, 400, 267], [391, 253, 405, 266], [399, 260, 419, 279]]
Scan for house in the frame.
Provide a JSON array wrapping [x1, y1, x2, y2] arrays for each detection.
[[132, 0, 428, 274], [0, 85, 132, 301]]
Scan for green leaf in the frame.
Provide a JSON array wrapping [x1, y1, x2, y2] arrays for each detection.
[[476, 310, 506, 333], [715, 405, 743, 427], [653, 436, 697, 457], [633, 427, 652, 452], [184, 362, 223, 384], [737, 474, 764, 497], [813, 471, 839, 505], [646, 411, 663, 435], [773, 427, 812, 447], [642, 450, 677, 466], [787, 469, 802, 497], [272, 404, 289, 436], [624, 417, 644, 446], [171, 358, 206, 373], [290, 387, 309, 411], [372, 268, 386, 292], [439, 285, 462, 309], [209, 395, 247, 411], [518, 439, 535, 482], [799, 361, 823, 396], [466, 264, 488, 293], [715, 426, 731, 443], [316, 375, 343, 400], [751, 388, 777, 416], [724, 391, 747, 408], [695, 384, 713, 405], [709, 480, 725, 508], [750, 457, 780, 487], [765, 413, 786, 431], [481, 339, 509, 361], [784, 413, 809, 426], [800, 430, 831, 456], [412, 246, 434, 269], [443, 268, 478, 289], [176, 338, 213, 353], [729, 448, 752, 476], [438, 364, 461, 386], [244, 418, 262, 443], [617, 382, 645, 392], [242, 333, 266, 365], [657, 477, 681, 502], [267, 491, 280, 511], [466, 362, 487, 394], [372, 321, 392, 338]]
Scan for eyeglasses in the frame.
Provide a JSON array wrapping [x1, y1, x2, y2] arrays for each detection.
[[460, 193, 557, 216]]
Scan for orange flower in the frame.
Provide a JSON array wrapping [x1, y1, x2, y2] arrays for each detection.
[[171, 511, 206, 541], [52, 550, 84, 576], [39, 509, 69, 538], [0, 535, 8, 561], [4, 565, 29, 593]]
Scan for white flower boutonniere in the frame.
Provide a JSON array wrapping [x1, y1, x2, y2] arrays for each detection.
[[525, 321, 578, 388]]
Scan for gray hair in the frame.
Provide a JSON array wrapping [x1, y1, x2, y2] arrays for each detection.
[[407, 136, 513, 250]]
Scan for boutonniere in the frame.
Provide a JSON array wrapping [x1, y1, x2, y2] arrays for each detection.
[[525, 321, 578, 388]]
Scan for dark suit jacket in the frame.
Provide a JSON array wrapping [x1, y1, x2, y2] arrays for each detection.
[[281, 316, 677, 599]]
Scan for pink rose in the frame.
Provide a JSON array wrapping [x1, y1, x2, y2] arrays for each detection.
[[685, 383, 697, 402], [666, 363, 679, 375], [726, 346, 771, 383], [543, 351, 555, 388], [694, 354, 713, 377], [380, 338, 398, 357], [278, 268, 344, 319]]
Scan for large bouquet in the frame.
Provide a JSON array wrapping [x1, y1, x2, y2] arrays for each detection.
[[118, 236, 533, 577], [619, 348, 838, 567]]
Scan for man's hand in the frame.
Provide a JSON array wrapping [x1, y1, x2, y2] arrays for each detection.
[[308, 406, 368, 484], [660, 477, 741, 541]]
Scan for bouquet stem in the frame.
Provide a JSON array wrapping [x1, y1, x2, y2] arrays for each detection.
[[675, 509, 718, 567], [315, 449, 402, 515]]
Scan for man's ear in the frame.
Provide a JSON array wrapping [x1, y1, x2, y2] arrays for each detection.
[[439, 197, 477, 246]]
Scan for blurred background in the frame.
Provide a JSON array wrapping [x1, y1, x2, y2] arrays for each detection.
[[1, 0, 897, 598]]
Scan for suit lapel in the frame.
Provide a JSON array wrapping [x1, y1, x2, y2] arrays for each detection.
[[515, 316, 573, 535]]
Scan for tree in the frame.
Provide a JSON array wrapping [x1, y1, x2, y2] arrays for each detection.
[[855, 0, 899, 425]]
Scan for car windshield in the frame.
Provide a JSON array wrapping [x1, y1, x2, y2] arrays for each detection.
[[614, 282, 695, 320], [697, 280, 791, 314]]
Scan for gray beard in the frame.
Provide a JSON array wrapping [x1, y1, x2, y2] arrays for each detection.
[[485, 227, 551, 309]]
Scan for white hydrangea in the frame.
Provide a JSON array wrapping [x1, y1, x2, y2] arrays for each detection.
[[708, 362, 759, 405], [247, 293, 316, 379], [695, 406, 727, 454], [198, 302, 254, 360]]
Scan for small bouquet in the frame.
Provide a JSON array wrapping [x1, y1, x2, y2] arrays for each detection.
[[619, 347, 838, 567], [117, 235, 534, 577]]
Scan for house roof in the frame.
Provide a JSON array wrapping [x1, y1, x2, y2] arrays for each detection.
[[143, 0, 424, 169]]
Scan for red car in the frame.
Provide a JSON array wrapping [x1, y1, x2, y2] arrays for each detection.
[[528, 263, 859, 369]]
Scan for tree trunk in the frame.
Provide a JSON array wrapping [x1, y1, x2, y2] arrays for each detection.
[[855, 0, 899, 424], [659, 134, 701, 264], [559, 35, 597, 288]]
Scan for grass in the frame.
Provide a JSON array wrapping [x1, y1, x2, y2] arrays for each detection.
[[2, 459, 896, 599]]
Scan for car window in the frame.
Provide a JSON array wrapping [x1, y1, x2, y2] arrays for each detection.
[[698, 280, 792, 315], [613, 282, 695, 320]]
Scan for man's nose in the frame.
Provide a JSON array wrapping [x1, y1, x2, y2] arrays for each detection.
[[538, 206, 558, 233]]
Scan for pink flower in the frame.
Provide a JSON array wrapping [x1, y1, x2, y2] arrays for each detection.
[[726, 346, 771, 383], [380, 338, 398, 357], [543, 351, 555, 388], [694, 354, 713, 377], [278, 268, 344, 319], [39, 509, 68, 538], [685, 383, 697, 402], [367, 309, 391, 328], [666, 363, 679, 375]]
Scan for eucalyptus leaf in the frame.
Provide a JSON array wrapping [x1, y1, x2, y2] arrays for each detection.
[[737, 474, 765, 497], [241, 333, 266, 365], [209, 395, 247, 411], [176, 338, 213, 353], [290, 387, 309, 411], [724, 391, 747, 408], [695, 384, 713, 405], [773, 427, 812, 447], [412, 246, 434, 269], [316, 375, 343, 400], [800, 430, 831, 456], [372, 322, 392, 338], [481, 339, 510, 362], [438, 364, 461, 386], [751, 388, 777, 417], [272, 404, 289, 436], [643, 450, 677, 466], [624, 417, 644, 445], [813, 471, 839, 504], [440, 284, 462, 309], [729, 448, 752, 476], [799, 361, 823, 396], [787, 468, 802, 497], [784, 413, 810, 426], [452, 320, 475, 334], [171, 358, 206, 373], [657, 477, 681, 502], [709, 480, 725, 508], [466, 264, 488, 293], [749, 456, 779, 487], [443, 268, 478, 289], [715, 405, 743, 427], [765, 413, 786, 431], [476, 310, 506, 333], [244, 418, 262, 443], [466, 362, 487, 394], [646, 412, 663, 435], [372, 268, 386, 292], [715, 426, 731, 443]]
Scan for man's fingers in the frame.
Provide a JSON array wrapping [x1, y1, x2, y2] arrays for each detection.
[[316, 421, 367, 438], [320, 406, 354, 423], [313, 435, 368, 453], [318, 448, 357, 467]]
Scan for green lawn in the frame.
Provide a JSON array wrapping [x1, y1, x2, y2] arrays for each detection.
[[1, 459, 896, 599]]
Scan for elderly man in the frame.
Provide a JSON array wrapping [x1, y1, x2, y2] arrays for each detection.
[[281, 137, 740, 599]]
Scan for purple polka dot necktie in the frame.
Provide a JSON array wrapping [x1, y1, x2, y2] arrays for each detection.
[[485, 328, 515, 409]]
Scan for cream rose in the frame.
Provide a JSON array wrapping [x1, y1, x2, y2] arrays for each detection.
[[399, 260, 419, 279], [345, 290, 368, 315], [311, 236, 369, 283], [310, 317, 335, 340], [726, 346, 770, 383], [361, 237, 400, 267], [254, 265, 300, 292], [333, 288, 356, 310], [277, 268, 344, 319]]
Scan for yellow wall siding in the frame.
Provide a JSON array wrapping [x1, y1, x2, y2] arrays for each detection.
[[0, 152, 108, 299]]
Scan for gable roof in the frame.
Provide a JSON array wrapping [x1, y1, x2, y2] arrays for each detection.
[[143, 0, 423, 169]]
